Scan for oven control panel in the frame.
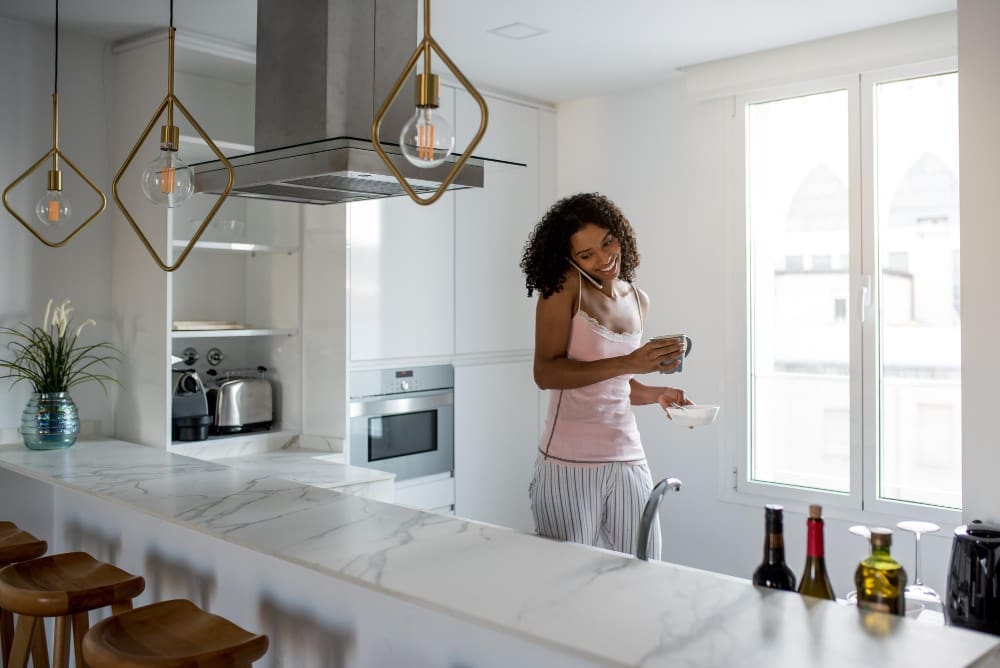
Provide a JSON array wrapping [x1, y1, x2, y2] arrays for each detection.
[[350, 364, 454, 398], [387, 377, 416, 394]]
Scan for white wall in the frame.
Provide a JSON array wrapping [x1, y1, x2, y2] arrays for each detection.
[[555, 14, 965, 597], [0, 18, 115, 435], [957, 0, 1000, 524]]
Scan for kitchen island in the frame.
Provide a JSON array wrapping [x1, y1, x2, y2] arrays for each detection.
[[0, 439, 996, 667]]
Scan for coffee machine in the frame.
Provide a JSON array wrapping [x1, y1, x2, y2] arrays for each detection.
[[171, 369, 211, 441], [945, 520, 1000, 635]]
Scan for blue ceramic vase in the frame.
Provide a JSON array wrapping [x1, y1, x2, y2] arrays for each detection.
[[21, 392, 79, 450]]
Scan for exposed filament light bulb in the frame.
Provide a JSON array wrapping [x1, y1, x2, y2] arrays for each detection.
[[400, 73, 455, 168], [140, 124, 194, 208], [35, 169, 71, 225]]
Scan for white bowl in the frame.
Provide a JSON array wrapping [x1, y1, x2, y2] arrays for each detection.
[[664, 404, 720, 428]]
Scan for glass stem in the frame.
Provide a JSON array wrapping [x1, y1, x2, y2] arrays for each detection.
[[914, 533, 923, 586]]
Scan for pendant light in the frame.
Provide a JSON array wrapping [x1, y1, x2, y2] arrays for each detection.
[[371, 0, 488, 206], [2, 0, 107, 248], [111, 0, 234, 272]]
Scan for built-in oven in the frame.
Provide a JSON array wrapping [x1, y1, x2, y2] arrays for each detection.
[[348, 364, 454, 481]]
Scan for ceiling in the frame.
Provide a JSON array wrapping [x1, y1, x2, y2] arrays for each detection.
[[0, 0, 957, 104]]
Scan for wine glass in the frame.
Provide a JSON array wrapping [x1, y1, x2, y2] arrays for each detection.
[[896, 520, 942, 612]]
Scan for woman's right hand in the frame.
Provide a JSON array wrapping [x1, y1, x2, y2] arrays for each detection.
[[627, 338, 684, 374]]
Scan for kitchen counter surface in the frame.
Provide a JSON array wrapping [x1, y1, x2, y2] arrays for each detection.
[[0, 439, 997, 667], [210, 448, 394, 501]]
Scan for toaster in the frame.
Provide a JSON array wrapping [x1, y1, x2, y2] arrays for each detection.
[[208, 377, 273, 434]]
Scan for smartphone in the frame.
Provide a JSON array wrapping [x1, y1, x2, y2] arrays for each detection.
[[566, 257, 603, 289]]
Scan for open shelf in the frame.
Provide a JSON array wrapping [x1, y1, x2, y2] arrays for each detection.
[[171, 328, 297, 339], [169, 429, 297, 450], [172, 240, 299, 255]]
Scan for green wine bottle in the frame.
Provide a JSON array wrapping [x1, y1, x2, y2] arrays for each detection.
[[854, 527, 907, 615], [798, 504, 836, 600]]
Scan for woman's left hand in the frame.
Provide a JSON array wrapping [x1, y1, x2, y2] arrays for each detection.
[[657, 389, 693, 415]]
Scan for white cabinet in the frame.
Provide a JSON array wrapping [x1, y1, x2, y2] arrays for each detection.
[[393, 473, 455, 514], [454, 94, 542, 355], [538, 108, 557, 218], [342, 84, 556, 532], [453, 361, 541, 532], [348, 194, 455, 362], [348, 86, 456, 364]]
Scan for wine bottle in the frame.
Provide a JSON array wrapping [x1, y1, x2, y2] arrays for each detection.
[[797, 504, 836, 600], [752, 504, 797, 591], [855, 527, 907, 615]]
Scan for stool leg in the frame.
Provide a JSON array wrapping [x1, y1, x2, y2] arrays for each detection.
[[70, 613, 88, 668], [29, 619, 49, 668], [52, 617, 70, 668], [1, 607, 13, 667], [6, 615, 36, 668], [110, 600, 133, 615]]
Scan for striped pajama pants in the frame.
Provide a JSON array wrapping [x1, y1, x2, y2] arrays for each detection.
[[529, 454, 662, 560]]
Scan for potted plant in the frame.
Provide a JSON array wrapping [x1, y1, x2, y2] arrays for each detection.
[[0, 299, 118, 450]]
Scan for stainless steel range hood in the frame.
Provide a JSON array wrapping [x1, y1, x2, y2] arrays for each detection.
[[194, 0, 497, 205], [195, 137, 484, 205]]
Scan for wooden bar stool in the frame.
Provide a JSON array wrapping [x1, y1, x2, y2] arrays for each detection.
[[0, 551, 145, 668], [82, 599, 268, 667], [0, 522, 48, 668]]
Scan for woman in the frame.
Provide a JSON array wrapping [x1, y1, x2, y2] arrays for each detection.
[[520, 192, 689, 560]]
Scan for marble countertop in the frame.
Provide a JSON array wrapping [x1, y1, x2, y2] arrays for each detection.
[[210, 448, 393, 489], [1, 439, 997, 667]]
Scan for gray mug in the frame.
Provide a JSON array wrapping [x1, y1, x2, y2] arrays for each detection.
[[650, 334, 692, 373]]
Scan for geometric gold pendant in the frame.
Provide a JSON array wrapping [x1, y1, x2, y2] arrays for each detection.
[[371, 26, 488, 207], [111, 91, 234, 273], [2, 145, 108, 248]]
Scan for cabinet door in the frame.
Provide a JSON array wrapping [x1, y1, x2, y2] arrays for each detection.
[[538, 108, 557, 218], [349, 194, 455, 361], [454, 361, 540, 532], [455, 91, 533, 165], [454, 95, 539, 355]]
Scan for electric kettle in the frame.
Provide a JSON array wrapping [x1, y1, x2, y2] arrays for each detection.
[[945, 520, 1000, 636]]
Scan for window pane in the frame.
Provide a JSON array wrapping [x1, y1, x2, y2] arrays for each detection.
[[748, 90, 850, 492], [875, 72, 961, 509]]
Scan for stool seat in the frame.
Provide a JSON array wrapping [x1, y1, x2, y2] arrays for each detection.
[[0, 551, 145, 618], [0, 522, 47, 567], [83, 599, 269, 668], [0, 522, 49, 667]]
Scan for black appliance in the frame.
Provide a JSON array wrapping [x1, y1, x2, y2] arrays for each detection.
[[945, 520, 1000, 635], [171, 369, 211, 441]]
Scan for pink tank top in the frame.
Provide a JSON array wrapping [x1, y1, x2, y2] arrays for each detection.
[[538, 280, 645, 464]]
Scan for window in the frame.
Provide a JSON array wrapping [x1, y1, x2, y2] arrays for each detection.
[[834, 298, 847, 321], [886, 252, 909, 273], [732, 61, 961, 518]]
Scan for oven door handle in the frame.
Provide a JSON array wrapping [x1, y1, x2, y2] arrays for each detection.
[[349, 389, 454, 418]]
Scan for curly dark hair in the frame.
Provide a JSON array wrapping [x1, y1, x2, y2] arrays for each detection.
[[520, 192, 640, 298]]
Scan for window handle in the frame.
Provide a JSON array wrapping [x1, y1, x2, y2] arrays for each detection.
[[860, 274, 872, 322]]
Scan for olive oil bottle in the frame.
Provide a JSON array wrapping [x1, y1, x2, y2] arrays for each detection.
[[855, 527, 907, 615], [798, 504, 836, 600], [752, 504, 797, 591]]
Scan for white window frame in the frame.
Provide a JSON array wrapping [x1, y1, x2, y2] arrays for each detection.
[[720, 58, 961, 528]]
